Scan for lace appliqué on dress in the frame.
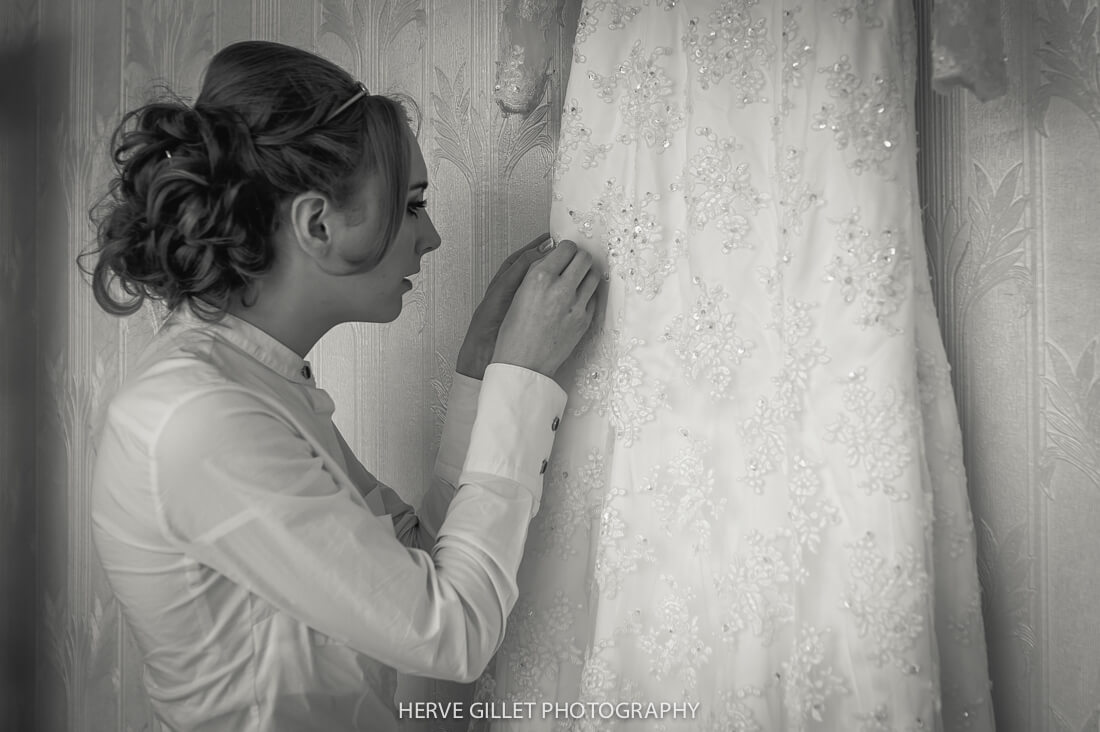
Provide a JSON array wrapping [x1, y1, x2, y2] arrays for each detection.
[[824, 209, 911, 333], [494, 593, 585, 702], [683, 0, 775, 105], [830, 0, 884, 28], [594, 483, 657, 596], [811, 56, 906, 177], [781, 626, 850, 727], [554, 100, 614, 181], [571, 324, 669, 445], [632, 575, 713, 691], [532, 449, 606, 560], [569, 179, 685, 299], [673, 127, 769, 251], [641, 429, 723, 551], [825, 368, 919, 501], [844, 532, 930, 671], [715, 529, 796, 646], [662, 277, 755, 400], [587, 40, 686, 149], [781, 7, 814, 115]]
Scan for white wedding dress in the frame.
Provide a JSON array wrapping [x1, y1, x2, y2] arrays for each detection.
[[474, 1, 995, 729]]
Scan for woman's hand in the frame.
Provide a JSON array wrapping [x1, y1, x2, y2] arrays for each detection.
[[491, 239, 601, 378], [456, 234, 557, 380]]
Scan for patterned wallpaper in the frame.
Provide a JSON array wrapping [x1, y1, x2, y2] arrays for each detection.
[[0, 0, 1095, 730]]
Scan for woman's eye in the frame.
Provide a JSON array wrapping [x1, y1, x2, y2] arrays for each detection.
[[407, 200, 428, 217]]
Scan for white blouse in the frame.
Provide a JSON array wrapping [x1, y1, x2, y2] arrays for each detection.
[[91, 307, 567, 731]]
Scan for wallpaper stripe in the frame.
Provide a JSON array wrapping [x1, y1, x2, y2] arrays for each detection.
[[1021, 4, 1048, 729], [253, 0, 280, 40]]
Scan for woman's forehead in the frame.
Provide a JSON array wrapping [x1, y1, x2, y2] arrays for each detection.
[[407, 134, 428, 182]]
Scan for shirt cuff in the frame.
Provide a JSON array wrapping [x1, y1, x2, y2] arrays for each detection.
[[433, 371, 483, 488], [459, 363, 567, 517]]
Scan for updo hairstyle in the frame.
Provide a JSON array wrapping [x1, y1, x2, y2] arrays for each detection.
[[85, 40, 410, 318]]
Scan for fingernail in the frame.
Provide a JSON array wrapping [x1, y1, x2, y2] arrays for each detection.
[[538, 237, 558, 253], [602, 272, 610, 281]]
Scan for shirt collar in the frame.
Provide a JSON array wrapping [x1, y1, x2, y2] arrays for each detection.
[[170, 306, 315, 384]]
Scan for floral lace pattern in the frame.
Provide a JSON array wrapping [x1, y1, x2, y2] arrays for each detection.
[[683, 0, 775, 105], [531, 450, 606, 560], [570, 324, 669, 445], [844, 532, 929, 671], [554, 100, 613, 181], [641, 429, 723, 551], [826, 369, 919, 501], [824, 209, 912, 333], [568, 179, 685, 299], [587, 40, 686, 149], [673, 127, 769, 251], [811, 55, 906, 177], [661, 277, 755, 399]]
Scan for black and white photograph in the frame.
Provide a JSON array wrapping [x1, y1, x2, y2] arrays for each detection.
[[1, 0, 1098, 730]]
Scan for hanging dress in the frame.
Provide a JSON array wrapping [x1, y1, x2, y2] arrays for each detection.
[[476, 1, 1002, 729]]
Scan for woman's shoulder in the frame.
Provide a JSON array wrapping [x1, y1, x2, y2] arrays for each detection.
[[104, 325, 264, 443]]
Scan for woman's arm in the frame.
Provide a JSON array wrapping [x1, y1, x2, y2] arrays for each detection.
[[151, 364, 565, 683], [333, 370, 484, 550]]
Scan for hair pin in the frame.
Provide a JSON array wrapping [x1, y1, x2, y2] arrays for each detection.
[[324, 81, 369, 124]]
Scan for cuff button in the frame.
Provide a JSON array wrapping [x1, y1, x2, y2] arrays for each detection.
[[540, 459, 548, 475], [551, 416, 560, 431]]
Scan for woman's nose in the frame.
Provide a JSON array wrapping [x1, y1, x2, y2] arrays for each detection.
[[418, 218, 442, 255]]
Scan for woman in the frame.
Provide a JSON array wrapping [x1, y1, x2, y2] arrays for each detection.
[[86, 41, 599, 731]]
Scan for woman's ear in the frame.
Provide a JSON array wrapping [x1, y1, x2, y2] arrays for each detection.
[[287, 191, 365, 275], [288, 191, 331, 261]]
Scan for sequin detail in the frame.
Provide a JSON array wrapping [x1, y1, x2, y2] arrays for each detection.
[[811, 56, 905, 176], [531, 450, 605, 560], [641, 430, 723, 552], [493, 593, 584, 702], [844, 533, 929, 670], [569, 179, 685, 299], [571, 325, 669, 446], [831, 0, 884, 28], [662, 276, 755, 399], [824, 210, 911, 333], [554, 100, 613, 181], [715, 530, 795, 646], [633, 576, 712, 690], [781, 626, 849, 726], [587, 40, 686, 149], [683, 0, 775, 105], [673, 127, 768, 251], [825, 369, 918, 501], [594, 483, 657, 596]]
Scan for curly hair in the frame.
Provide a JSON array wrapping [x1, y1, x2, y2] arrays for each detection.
[[84, 41, 410, 319]]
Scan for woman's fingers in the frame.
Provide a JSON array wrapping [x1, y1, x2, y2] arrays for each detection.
[[577, 267, 601, 303], [489, 233, 552, 287], [560, 245, 594, 287], [533, 239, 579, 275]]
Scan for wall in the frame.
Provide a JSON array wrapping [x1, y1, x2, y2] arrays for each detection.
[[0, 1, 41, 730], [2, 0, 1096, 729], [916, 1, 1100, 729]]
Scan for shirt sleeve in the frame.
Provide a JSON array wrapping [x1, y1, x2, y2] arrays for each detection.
[[332, 371, 484, 550], [150, 363, 566, 683]]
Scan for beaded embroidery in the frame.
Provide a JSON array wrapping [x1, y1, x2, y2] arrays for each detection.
[[587, 40, 686, 149], [662, 277, 755, 399], [683, 0, 775, 105], [811, 56, 905, 176]]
